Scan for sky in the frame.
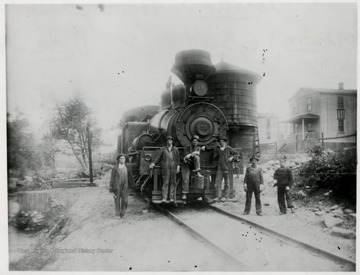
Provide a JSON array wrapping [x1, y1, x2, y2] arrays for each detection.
[[6, 2, 357, 147]]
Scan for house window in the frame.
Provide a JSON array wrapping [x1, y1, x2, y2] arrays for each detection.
[[267, 119, 271, 127], [337, 96, 345, 132], [307, 97, 312, 111], [338, 96, 344, 109], [307, 123, 312, 132], [338, 119, 344, 132], [267, 131, 271, 139], [293, 105, 297, 114]]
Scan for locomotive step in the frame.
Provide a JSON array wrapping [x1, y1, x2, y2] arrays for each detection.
[[152, 200, 187, 204], [210, 198, 239, 203]]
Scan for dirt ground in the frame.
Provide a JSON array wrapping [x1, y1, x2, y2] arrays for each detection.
[[9, 168, 356, 271], [9, 172, 238, 271], [216, 174, 356, 261]]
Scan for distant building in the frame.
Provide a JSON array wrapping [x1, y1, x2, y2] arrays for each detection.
[[284, 82, 356, 151], [257, 113, 279, 145]]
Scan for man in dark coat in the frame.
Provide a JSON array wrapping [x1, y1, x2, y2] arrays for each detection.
[[149, 136, 180, 203], [273, 158, 295, 214], [243, 156, 264, 216], [182, 135, 205, 200], [109, 154, 134, 219], [213, 136, 238, 202], [184, 135, 205, 176]]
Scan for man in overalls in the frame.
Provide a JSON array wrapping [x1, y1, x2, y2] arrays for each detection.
[[243, 156, 264, 216], [150, 136, 180, 203]]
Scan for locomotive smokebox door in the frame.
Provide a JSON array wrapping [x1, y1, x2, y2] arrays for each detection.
[[194, 177, 205, 189]]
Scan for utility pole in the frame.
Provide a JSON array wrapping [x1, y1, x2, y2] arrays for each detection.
[[87, 122, 94, 186]]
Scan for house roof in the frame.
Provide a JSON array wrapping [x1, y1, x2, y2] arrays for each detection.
[[283, 113, 320, 123], [288, 87, 357, 102]]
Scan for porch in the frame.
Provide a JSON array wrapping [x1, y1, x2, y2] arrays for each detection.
[[284, 113, 320, 141]]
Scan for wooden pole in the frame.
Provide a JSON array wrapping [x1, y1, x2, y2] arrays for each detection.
[[321, 132, 324, 148], [302, 118, 305, 140], [87, 122, 94, 186]]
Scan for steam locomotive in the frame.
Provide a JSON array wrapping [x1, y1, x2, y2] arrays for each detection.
[[117, 49, 261, 203]]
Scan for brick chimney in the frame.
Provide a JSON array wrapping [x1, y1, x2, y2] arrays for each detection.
[[339, 82, 344, 90]]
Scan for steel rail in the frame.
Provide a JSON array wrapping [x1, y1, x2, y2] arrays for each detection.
[[154, 204, 249, 271], [211, 205, 356, 269]]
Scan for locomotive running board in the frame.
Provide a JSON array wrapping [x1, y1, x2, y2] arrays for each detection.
[[152, 200, 187, 204]]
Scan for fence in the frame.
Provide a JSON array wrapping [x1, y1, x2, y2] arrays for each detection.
[[279, 132, 356, 153]]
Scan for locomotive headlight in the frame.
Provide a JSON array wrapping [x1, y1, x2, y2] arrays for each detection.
[[192, 80, 208, 96]]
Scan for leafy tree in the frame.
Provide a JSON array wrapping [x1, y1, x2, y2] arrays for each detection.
[[50, 96, 101, 172], [298, 144, 356, 204], [7, 113, 41, 177]]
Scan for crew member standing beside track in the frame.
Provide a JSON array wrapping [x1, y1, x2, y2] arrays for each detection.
[[213, 136, 238, 202], [273, 158, 295, 214], [149, 136, 180, 203], [109, 154, 134, 219], [243, 156, 264, 216]]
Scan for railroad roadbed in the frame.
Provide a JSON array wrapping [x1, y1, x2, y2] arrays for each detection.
[[157, 203, 355, 271]]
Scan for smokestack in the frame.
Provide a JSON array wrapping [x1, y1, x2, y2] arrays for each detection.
[[339, 82, 344, 90]]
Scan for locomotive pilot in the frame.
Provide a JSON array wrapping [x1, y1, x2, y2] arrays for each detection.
[[149, 136, 180, 203], [243, 156, 264, 216], [182, 135, 206, 200], [213, 136, 238, 202], [109, 154, 135, 219]]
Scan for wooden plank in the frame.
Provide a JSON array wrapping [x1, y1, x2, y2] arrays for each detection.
[[52, 182, 89, 188]]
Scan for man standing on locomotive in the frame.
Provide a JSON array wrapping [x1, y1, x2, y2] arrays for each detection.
[[182, 135, 206, 200], [213, 136, 238, 202], [149, 136, 180, 203], [273, 157, 295, 214], [243, 156, 264, 216], [109, 154, 134, 219]]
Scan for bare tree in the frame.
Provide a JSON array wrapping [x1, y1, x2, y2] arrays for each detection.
[[51, 96, 101, 172]]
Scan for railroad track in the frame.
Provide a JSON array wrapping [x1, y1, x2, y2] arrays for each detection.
[[154, 203, 249, 271], [155, 203, 355, 272]]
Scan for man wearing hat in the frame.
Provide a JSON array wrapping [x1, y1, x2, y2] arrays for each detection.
[[213, 136, 238, 202], [109, 154, 134, 219], [273, 157, 295, 214], [149, 136, 180, 203], [184, 135, 205, 177], [243, 156, 264, 216], [182, 135, 206, 199]]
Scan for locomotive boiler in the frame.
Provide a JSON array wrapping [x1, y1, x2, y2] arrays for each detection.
[[117, 49, 261, 203]]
